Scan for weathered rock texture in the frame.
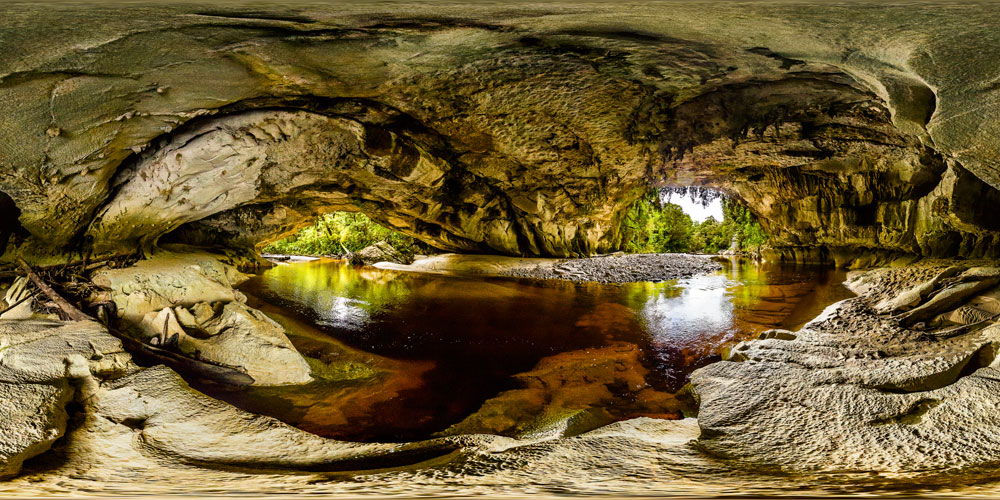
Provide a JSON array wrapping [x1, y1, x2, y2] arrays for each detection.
[[0, 320, 132, 478], [3, 2, 1000, 260], [0, 317, 465, 481], [691, 262, 1000, 473], [91, 249, 313, 385]]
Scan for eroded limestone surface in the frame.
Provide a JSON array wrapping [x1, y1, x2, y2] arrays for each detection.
[[92, 249, 312, 385], [0, 320, 132, 478], [692, 262, 1000, 473], [3, 3, 1000, 261]]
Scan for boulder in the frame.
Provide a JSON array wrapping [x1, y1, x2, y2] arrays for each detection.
[[139, 302, 312, 385], [95, 250, 312, 385], [348, 242, 409, 266], [92, 250, 247, 324]]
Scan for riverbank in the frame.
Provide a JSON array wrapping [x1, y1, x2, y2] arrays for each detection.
[[7, 249, 1000, 496], [375, 252, 722, 284]]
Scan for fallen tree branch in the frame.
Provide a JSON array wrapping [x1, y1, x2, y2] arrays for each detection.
[[13, 257, 255, 385], [0, 254, 132, 280], [16, 256, 91, 321]]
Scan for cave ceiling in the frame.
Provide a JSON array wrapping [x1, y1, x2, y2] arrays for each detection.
[[3, 2, 1000, 260]]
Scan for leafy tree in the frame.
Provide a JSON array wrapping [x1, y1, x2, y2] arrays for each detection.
[[620, 191, 694, 253], [721, 198, 768, 253], [648, 203, 694, 252], [620, 189, 769, 254], [691, 216, 732, 253], [263, 212, 430, 258]]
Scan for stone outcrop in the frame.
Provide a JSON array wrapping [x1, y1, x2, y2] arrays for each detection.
[[348, 241, 410, 266], [92, 249, 312, 385], [0, 318, 463, 480], [0, 320, 132, 478], [691, 263, 1000, 473], [89, 365, 458, 470], [3, 3, 1000, 260]]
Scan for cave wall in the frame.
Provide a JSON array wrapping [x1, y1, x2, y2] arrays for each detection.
[[3, 3, 1000, 261], [646, 74, 1000, 262]]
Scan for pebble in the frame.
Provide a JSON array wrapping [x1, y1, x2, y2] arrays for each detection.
[[499, 253, 722, 284]]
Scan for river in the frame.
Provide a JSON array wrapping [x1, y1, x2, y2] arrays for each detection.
[[192, 257, 852, 442]]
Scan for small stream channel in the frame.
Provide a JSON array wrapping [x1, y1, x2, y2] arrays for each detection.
[[193, 258, 853, 442]]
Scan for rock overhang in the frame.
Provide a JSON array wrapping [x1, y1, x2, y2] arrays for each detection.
[[3, 2, 1000, 262]]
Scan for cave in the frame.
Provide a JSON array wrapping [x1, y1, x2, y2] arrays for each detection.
[[3, 1, 1000, 497]]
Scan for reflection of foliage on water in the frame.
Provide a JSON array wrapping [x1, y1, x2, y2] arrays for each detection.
[[723, 260, 769, 310], [616, 279, 682, 311], [259, 260, 413, 321], [621, 261, 831, 389], [235, 259, 848, 441]]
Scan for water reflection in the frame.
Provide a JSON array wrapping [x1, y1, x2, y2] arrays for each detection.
[[254, 261, 409, 329], [642, 274, 736, 344], [214, 258, 852, 441]]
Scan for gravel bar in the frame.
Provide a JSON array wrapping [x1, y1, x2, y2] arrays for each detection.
[[497, 253, 722, 284]]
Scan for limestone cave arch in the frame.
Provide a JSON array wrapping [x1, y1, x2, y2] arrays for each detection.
[[2, 8, 1000, 267], [66, 72, 1000, 268]]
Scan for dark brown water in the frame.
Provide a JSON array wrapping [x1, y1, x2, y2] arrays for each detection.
[[194, 258, 852, 442]]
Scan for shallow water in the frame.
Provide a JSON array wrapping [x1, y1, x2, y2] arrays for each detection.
[[191, 257, 853, 442]]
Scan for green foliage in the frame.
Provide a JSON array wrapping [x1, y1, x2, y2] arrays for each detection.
[[690, 216, 731, 254], [620, 189, 769, 254], [621, 193, 694, 253], [721, 197, 769, 253], [263, 212, 428, 258]]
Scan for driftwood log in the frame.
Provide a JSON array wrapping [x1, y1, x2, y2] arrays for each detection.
[[0, 255, 131, 280]]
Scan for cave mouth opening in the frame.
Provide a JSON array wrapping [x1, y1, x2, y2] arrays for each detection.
[[207, 186, 851, 444], [0, 191, 26, 257], [621, 186, 768, 256], [259, 211, 433, 263]]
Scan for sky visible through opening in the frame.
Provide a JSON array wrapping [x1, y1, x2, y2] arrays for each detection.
[[666, 194, 724, 222]]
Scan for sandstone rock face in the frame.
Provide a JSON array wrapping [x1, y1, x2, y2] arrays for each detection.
[[93, 249, 312, 385], [3, 3, 1000, 259], [691, 263, 1000, 473], [0, 382, 70, 478], [90, 365, 458, 470], [92, 250, 247, 323], [0, 318, 463, 480], [0, 320, 132, 478]]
